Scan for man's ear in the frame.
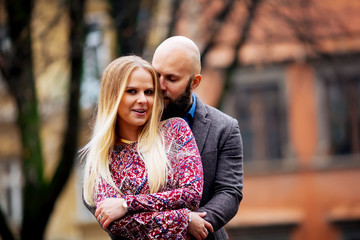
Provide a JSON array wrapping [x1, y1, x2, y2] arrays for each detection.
[[191, 74, 202, 90]]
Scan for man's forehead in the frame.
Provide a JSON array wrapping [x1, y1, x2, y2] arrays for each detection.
[[153, 66, 182, 78], [153, 55, 190, 75]]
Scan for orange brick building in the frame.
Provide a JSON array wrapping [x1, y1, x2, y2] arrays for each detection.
[[187, 1, 360, 239]]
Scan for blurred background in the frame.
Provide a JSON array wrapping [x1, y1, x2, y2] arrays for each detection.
[[0, 0, 359, 239]]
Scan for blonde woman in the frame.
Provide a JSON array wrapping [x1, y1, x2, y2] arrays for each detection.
[[81, 56, 203, 239]]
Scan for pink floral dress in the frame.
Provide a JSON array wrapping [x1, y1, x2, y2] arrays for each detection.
[[95, 118, 203, 239]]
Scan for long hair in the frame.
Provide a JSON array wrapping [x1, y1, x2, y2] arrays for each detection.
[[81, 55, 169, 206]]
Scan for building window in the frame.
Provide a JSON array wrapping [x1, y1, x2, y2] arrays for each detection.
[[324, 76, 360, 155], [236, 83, 286, 161], [0, 160, 22, 226], [316, 61, 360, 164], [332, 219, 360, 240], [224, 67, 289, 170]]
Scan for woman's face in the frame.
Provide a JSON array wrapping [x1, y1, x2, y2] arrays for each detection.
[[117, 67, 155, 134]]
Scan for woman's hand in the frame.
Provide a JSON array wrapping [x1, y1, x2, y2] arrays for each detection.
[[187, 212, 214, 240], [95, 198, 128, 229]]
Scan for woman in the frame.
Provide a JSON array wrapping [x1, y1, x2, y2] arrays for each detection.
[[81, 56, 203, 239]]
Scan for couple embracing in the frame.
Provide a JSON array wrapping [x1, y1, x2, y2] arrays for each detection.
[[81, 36, 243, 240]]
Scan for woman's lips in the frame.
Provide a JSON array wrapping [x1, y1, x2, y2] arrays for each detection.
[[132, 109, 146, 116]]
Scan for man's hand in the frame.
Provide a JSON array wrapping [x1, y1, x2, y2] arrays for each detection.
[[95, 198, 127, 229], [188, 212, 214, 240]]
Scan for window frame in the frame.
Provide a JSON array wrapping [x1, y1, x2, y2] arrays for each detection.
[[314, 59, 360, 169], [223, 65, 295, 174]]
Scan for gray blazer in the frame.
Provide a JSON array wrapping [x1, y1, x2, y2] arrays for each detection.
[[192, 96, 243, 240]]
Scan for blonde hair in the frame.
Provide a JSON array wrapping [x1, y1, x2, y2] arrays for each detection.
[[81, 56, 169, 206]]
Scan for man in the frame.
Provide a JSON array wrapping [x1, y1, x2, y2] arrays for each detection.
[[152, 36, 243, 240]]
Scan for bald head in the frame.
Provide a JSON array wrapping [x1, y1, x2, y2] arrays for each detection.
[[152, 36, 202, 113], [153, 36, 201, 75]]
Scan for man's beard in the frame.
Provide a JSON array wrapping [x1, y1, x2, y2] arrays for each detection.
[[161, 80, 192, 120]]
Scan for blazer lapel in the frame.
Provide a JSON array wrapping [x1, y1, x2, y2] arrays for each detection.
[[192, 96, 211, 155]]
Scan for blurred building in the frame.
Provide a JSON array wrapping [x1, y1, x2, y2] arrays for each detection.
[[182, 1, 360, 240], [0, 0, 359, 240]]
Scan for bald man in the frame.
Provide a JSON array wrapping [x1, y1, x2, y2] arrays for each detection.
[[152, 36, 243, 240]]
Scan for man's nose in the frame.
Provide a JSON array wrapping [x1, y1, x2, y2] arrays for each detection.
[[159, 76, 166, 92]]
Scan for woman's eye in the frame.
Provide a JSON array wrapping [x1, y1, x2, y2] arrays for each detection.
[[126, 89, 136, 94], [145, 90, 154, 95]]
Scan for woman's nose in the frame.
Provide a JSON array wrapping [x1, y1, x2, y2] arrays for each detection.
[[137, 93, 147, 103]]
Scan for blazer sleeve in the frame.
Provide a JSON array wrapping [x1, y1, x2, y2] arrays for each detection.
[[198, 118, 243, 231]]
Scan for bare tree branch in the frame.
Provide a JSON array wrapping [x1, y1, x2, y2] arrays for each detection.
[[231, 0, 261, 68], [108, 0, 141, 55], [270, 0, 337, 60], [167, 0, 182, 37], [218, 0, 262, 108], [42, 0, 85, 233], [200, 0, 236, 64], [33, 0, 67, 75]]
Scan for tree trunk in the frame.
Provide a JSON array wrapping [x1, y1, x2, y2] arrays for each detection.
[[43, 0, 85, 228], [108, 0, 153, 56], [4, 0, 44, 238], [0, 0, 85, 239]]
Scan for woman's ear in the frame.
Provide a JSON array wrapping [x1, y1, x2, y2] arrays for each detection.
[[191, 74, 202, 90]]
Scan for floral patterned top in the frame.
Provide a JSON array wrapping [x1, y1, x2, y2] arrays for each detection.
[[95, 118, 203, 239]]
